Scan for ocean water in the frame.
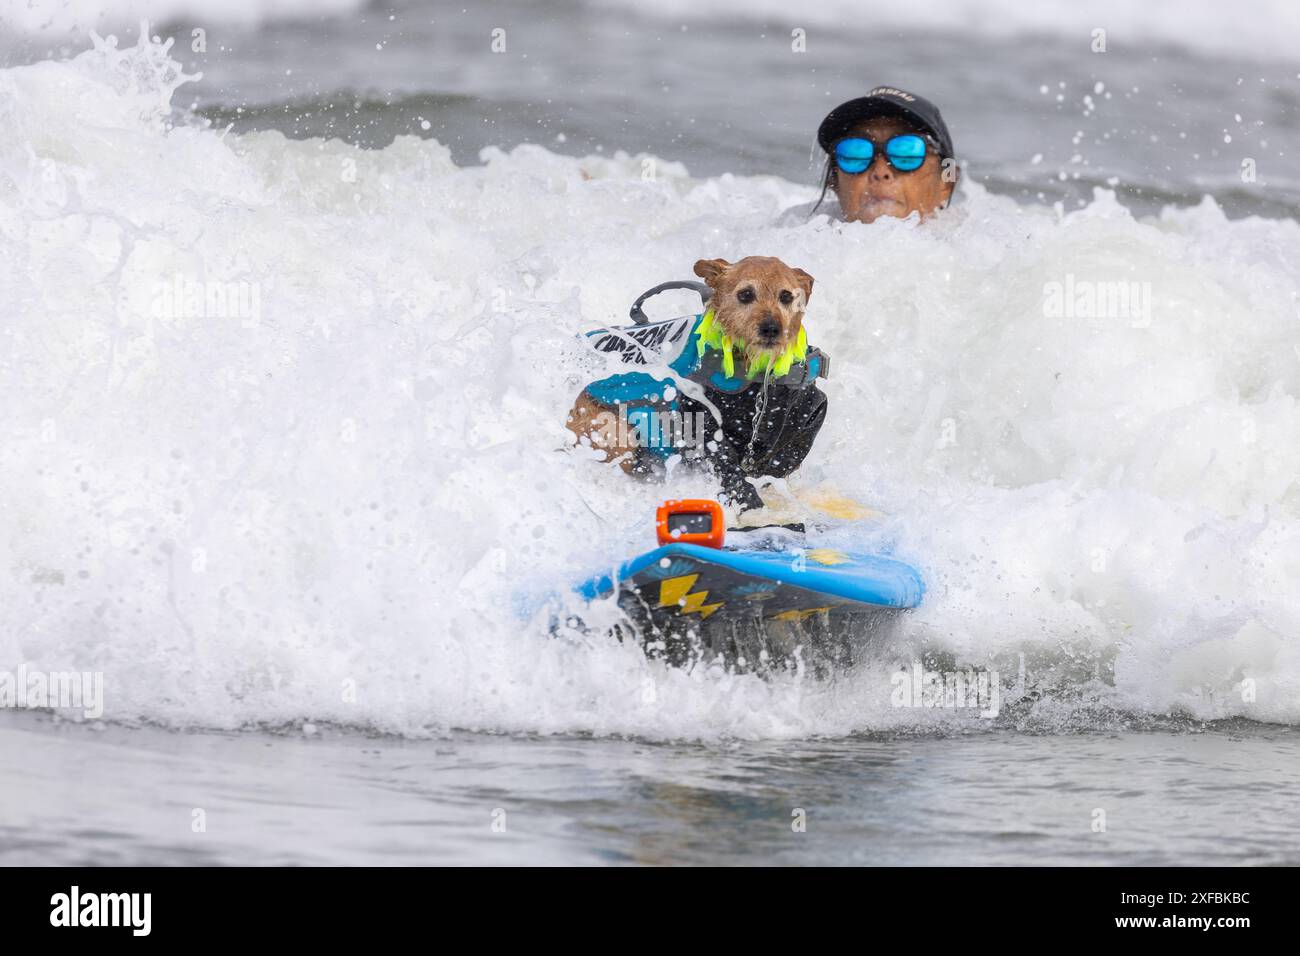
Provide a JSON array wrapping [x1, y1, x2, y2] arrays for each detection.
[[1, 0, 1298, 864], [5, 710, 1300, 865]]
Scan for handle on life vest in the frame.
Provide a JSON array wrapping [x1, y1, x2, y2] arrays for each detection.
[[629, 281, 712, 325], [655, 499, 726, 549]]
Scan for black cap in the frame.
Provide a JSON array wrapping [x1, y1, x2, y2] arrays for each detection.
[[817, 86, 955, 159]]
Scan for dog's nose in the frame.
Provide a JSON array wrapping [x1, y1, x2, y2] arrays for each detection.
[[758, 317, 781, 341]]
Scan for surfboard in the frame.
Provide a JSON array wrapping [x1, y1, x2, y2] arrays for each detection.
[[573, 540, 924, 673]]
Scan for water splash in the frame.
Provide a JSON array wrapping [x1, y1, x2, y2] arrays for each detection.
[[1, 29, 1297, 739]]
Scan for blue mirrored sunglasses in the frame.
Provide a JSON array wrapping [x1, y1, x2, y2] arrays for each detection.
[[834, 134, 931, 174]]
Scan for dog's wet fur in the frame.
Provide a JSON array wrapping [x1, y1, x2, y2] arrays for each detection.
[[691, 256, 813, 358], [567, 256, 818, 494]]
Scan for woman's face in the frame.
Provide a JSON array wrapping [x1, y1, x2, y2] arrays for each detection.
[[831, 116, 956, 223]]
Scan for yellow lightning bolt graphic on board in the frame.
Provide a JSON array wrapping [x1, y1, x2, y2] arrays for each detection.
[[659, 573, 723, 619]]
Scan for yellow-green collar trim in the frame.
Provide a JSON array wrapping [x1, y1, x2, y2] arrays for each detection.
[[695, 308, 808, 380]]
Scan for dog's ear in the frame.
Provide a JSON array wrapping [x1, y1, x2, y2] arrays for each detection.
[[693, 258, 731, 286], [792, 268, 814, 304]]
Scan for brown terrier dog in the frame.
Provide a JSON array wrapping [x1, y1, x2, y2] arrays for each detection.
[[567, 256, 826, 510], [692, 255, 814, 358]]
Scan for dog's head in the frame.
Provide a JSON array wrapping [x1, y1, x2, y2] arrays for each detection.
[[692, 256, 814, 355]]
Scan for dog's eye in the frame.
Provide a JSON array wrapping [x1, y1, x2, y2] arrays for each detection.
[[779, 290, 794, 305], [736, 288, 755, 304]]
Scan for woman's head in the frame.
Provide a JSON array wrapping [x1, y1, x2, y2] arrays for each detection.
[[815, 87, 959, 223]]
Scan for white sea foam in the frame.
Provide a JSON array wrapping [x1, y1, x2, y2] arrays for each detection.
[[1, 30, 1297, 738]]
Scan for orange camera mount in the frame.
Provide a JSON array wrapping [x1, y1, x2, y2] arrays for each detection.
[[655, 499, 726, 549]]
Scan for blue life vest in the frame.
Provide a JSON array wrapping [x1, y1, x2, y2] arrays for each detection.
[[582, 314, 829, 459]]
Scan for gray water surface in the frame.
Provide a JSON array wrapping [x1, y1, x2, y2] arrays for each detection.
[[184, 5, 1300, 219], [4, 711, 1297, 865], [5, 0, 1297, 218]]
